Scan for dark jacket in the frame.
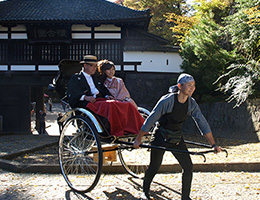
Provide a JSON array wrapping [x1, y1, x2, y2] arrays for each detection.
[[67, 72, 111, 108], [141, 93, 212, 135]]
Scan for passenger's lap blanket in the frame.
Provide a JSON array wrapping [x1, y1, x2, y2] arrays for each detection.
[[86, 99, 144, 137]]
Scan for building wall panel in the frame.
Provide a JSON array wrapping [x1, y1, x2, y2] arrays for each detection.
[[124, 51, 182, 73], [0, 85, 30, 132]]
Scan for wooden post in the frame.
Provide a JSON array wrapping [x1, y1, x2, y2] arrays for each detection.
[[35, 86, 44, 131]]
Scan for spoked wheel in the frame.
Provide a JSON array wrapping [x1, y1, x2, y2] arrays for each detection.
[[118, 134, 152, 178], [118, 107, 153, 178], [59, 115, 103, 193]]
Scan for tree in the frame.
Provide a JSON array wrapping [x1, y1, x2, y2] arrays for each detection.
[[118, 0, 260, 106], [166, 0, 232, 45], [180, 16, 236, 102], [165, 13, 197, 45], [121, 0, 188, 44], [114, 0, 124, 5], [178, 0, 235, 102], [215, 0, 260, 107]]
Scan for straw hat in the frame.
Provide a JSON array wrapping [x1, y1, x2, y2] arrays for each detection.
[[80, 55, 97, 64]]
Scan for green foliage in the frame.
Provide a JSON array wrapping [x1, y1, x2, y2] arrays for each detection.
[[215, 0, 260, 106], [180, 0, 260, 105], [215, 61, 260, 107], [224, 0, 260, 61], [121, 0, 260, 105], [192, 0, 232, 24], [166, 13, 198, 45], [180, 16, 236, 102], [123, 0, 188, 44]]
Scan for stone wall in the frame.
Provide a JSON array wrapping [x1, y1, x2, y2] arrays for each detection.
[[193, 99, 260, 141], [122, 72, 260, 142], [123, 72, 179, 110]]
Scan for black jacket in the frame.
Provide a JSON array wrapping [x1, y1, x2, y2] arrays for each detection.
[[67, 72, 110, 108]]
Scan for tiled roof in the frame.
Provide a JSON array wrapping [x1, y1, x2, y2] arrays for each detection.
[[124, 39, 180, 52], [0, 0, 150, 23], [124, 28, 179, 52]]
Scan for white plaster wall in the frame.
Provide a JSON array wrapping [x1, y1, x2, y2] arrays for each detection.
[[38, 65, 59, 71], [0, 25, 7, 31], [0, 33, 8, 39], [72, 24, 121, 31], [11, 25, 26, 31], [11, 65, 35, 71], [11, 33, 27, 39], [71, 24, 121, 39], [95, 25, 121, 31], [72, 33, 91, 39], [0, 65, 8, 71], [11, 25, 27, 39], [123, 51, 183, 73], [94, 33, 121, 39], [71, 25, 91, 31]]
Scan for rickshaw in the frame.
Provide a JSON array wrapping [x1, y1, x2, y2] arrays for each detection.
[[49, 59, 228, 193]]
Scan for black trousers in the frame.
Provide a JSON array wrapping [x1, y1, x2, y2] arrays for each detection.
[[143, 130, 193, 200]]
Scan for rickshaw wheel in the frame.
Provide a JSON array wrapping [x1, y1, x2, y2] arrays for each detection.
[[118, 107, 152, 179], [59, 115, 103, 193], [118, 134, 152, 178]]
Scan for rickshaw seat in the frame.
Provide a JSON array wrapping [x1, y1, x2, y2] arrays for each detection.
[[49, 59, 82, 99]]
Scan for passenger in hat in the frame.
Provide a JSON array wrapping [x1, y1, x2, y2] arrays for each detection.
[[66, 55, 144, 137], [134, 73, 222, 200], [67, 55, 112, 108]]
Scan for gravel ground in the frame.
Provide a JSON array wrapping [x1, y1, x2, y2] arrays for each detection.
[[1, 103, 260, 199], [1, 134, 260, 200], [10, 135, 260, 165], [0, 169, 259, 200]]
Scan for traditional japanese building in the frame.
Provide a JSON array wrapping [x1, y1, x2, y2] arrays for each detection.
[[0, 0, 181, 133]]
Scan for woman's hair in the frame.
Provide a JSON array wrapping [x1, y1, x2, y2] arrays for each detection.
[[97, 59, 115, 83]]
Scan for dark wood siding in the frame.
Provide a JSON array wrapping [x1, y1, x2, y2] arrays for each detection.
[[0, 40, 122, 65], [0, 85, 30, 132]]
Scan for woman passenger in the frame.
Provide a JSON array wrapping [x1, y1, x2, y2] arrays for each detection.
[[97, 59, 138, 108]]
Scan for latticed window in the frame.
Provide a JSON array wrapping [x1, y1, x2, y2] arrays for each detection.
[[15, 43, 33, 62], [68, 41, 91, 61], [95, 41, 121, 63], [40, 44, 61, 62], [0, 41, 34, 64], [0, 41, 8, 62], [0, 40, 122, 65]]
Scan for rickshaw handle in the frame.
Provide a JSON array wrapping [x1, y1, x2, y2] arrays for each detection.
[[184, 140, 228, 158], [117, 141, 207, 162], [184, 140, 212, 148]]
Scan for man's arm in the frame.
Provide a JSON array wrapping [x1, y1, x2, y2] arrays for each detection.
[[141, 93, 174, 133], [204, 132, 222, 153], [189, 98, 222, 153], [134, 94, 175, 148], [133, 130, 148, 149], [83, 95, 96, 103]]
